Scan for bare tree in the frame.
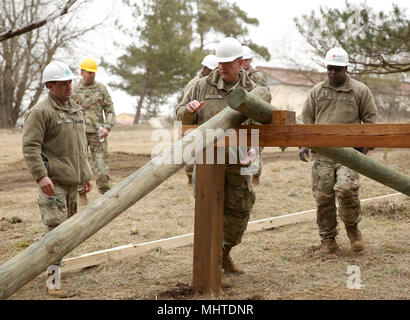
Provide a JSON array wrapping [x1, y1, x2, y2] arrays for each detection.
[[0, 0, 101, 128], [0, 0, 78, 42]]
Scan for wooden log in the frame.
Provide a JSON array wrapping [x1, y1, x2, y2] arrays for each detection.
[[192, 151, 225, 294], [228, 88, 276, 123], [227, 88, 410, 197], [0, 107, 247, 299]]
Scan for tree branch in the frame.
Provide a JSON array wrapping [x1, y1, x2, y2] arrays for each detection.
[[0, 0, 78, 42]]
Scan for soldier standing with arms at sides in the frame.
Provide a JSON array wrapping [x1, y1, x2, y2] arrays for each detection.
[[183, 54, 219, 184], [73, 58, 116, 205], [299, 47, 377, 254], [175, 37, 271, 284], [22, 61, 93, 297]]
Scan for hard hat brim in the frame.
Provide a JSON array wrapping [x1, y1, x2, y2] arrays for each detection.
[[81, 67, 97, 73], [242, 54, 253, 60], [202, 63, 218, 69], [216, 54, 243, 63], [326, 61, 348, 67], [42, 74, 79, 84]]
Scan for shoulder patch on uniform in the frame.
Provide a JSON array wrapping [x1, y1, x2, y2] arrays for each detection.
[[319, 90, 332, 101]]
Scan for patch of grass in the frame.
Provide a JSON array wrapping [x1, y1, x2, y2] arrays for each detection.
[[15, 238, 34, 250], [362, 200, 409, 220]]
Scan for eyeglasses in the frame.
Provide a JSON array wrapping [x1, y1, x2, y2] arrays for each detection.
[[327, 65, 345, 72]]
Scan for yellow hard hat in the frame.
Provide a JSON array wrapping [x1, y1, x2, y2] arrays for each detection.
[[80, 58, 98, 72]]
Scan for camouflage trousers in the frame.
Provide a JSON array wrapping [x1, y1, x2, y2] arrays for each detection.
[[38, 183, 78, 233], [79, 133, 112, 194], [311, 154, 362, 239], [192, 164, 256, 247]]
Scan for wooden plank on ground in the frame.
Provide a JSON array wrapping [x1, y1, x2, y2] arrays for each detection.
[[60, 233, 194, 273], [58, 193, 404, 273]]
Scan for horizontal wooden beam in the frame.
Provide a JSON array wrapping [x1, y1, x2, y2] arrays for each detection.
[[57, 192, 403, 273], [182, 123, 410, 148]]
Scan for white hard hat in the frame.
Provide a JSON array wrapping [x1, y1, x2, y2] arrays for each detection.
[[324, 47, 349, 67], [242, 46, 253, 59], [215, 37, 243, 63], [42, 61, 77, 84], [201, 54, 219, 70]]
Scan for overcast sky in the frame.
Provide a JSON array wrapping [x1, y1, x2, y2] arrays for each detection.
[[72, 0, 409, 116]]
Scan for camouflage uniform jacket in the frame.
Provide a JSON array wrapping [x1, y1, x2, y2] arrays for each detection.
[[183, 72, 203, 96], [175, 68, 270, 125], [301, 74, 377, 125], [73, 81, 116, 133], [22, 94, 93, 185], [247, 67, 268, 88]]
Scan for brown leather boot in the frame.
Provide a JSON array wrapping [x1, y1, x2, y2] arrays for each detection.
[[346, 224, 364, 252], [78, 193, 88, 206], [319, 238, 340, 253], [222, 246, 244, 274]]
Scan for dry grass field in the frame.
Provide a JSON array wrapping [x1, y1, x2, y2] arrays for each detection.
[[0, 125, 409, 300]]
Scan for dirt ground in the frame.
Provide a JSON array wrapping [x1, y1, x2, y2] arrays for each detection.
[[0, 125, 409, 300]]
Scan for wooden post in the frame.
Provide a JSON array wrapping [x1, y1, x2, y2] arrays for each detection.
[[272, 110, 296, 125], [192, 150, 224, 294]]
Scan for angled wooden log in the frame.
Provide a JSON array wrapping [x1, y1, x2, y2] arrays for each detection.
[[228, 88, 410, 196], [0, 107, 247, 299]]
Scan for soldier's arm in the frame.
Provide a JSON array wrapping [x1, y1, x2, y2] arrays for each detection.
[[254, 71, 269, 88], [175, 85, 199, 125], [299, 89, 316, 161], [22, 109, 48, 182], [102, 85, 116, 130], [301, 90, 316, 124], [359, 87, 377, 124]]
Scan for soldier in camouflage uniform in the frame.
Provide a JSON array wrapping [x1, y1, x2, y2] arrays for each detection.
[[23, 62, 93, 297], [182, 54, 219, 184], [73, 59, 116, 203], [299, 47, 377, 254], [241, 46, 270, 185], [176, 38, 271, 275]]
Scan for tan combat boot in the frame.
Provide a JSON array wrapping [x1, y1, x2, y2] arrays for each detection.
[[319, 238, 340, 254], [346, 224, 364, 252], [222, 246, 244, 274], [78, 193, 88, 206]]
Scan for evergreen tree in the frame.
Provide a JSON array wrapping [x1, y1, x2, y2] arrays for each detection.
[[192, 0, 270, 60], [106, 0, 271, 123], [104, 0, 200, 124]]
